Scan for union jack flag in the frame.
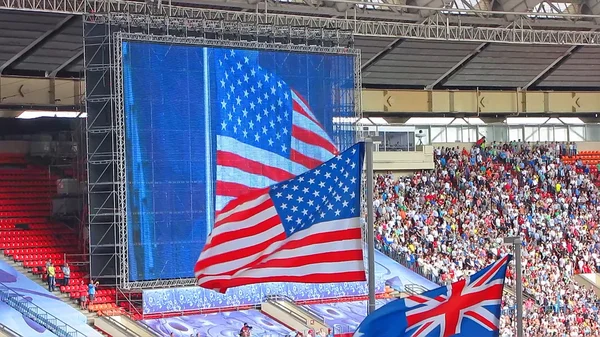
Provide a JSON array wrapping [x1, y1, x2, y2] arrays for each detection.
[[214, 48, 338, 211], [354, 255, 511, 337]]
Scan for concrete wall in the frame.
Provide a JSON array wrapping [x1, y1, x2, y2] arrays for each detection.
[[373, 145, 435, 175]]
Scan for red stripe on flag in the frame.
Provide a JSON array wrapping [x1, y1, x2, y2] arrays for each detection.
[[290, 149, 322, 169], [209, 212, 279, 250], [215, 181, 263, 198], [214, 188, 269, 219], [194, 226, 286, 273], [292, 99, 322, 128], [214, 197, 274, 228], [217, 150, 295, 182], [412, 321, 434, 336], [198, 227, 363, 280], [200, 271, 367, 291], [281, 227, 363, 251], [259, 249, 364, 269], [292, 125, 338, 156], [464, 310, 497, 330]]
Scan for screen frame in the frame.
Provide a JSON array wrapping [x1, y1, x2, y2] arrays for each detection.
[[113, 31, 362, 289]]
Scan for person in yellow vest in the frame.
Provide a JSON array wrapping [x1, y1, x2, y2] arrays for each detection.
[[47, 263, 56, 292]]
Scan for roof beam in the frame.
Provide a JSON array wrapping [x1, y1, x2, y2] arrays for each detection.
[[426, 42, 489, 89], [0, 15, 75, 74], [521, 45, 582, 89], [361, 38, 405, 71], [49, 50, 83, 78]]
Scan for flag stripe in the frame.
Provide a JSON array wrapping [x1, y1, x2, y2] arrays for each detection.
[[199, 260, 365, 287], [291, 90, 322, 127], [216, 150, 295, 182], [291, 138, 336, 164], [292, 125, 338, 156], [196, 219, 362, 281], [202, 211, 281, 259], [197, 228, 362, 278], [292, 109, 332, 145], [290, 149, 322, 169], [215, 181, 263, 198], [197, 238, 362, 278], [216, 135, 307, 176], [209, 209, 279, 249], [195, 226, 286, 273], [215, 189, 271, 220], [463, 310, 496, 330], [214, 195, 273, 229], [217, 165, 277, 190], [199, 271, 366, 290]]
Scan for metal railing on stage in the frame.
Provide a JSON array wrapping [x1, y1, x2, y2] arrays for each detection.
[[0, 281, 86, 337]]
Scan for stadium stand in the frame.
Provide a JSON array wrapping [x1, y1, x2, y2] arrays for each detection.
[[0, 153, 122, 331], [373, 141, 600, 336]]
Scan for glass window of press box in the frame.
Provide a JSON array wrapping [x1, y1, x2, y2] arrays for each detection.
[[351, 117, 600, 151]]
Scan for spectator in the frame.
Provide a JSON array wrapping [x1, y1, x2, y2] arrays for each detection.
[[372, 141, 600, 336], [47, 263, 55, 292], [62, 263, 70, 286], [88, 280, 98, 303]]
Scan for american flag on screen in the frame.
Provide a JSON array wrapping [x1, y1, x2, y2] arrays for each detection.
[[214, 49, 339, 210], [194, 142, 366, 292]]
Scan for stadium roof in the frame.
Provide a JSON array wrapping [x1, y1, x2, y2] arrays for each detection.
[[0, 0, 599, 89]]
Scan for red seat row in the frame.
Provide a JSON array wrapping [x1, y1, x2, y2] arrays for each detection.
[[0, 157, 27, 164], [0, 181, 56, 187], [14, 253, 63, 262], [96, 289, 117, 296], [0, 205, 52, 212], [0, 186, 55, 193], [0, 218, 48, 225], [1, 235, 76, 243], [0, 193, 53, 200], [0, 211, 50, 218], [0, 239, 74, 249], [0, 199, 51, 206], [61, 284, 90, 294], [25, 259, 65, 268], [4, 247, 78, 256], [1, 229, 72, 238]]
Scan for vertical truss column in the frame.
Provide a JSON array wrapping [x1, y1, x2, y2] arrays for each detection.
[[112, 33, 129, 289], [84, 18, 123, 287]]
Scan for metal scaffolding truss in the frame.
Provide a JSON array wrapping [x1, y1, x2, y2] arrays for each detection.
[[1, 0, 600, 44], [107, 30, 361, 290], [83, 2, 600, 45], [87, 11, 600, 45]]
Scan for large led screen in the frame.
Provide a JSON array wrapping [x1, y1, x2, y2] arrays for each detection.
[[122, 41, 356, 281]]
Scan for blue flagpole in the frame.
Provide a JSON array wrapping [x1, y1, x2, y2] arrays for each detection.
[[365, 138, 376, 314]]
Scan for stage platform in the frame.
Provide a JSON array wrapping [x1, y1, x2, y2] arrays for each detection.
[[143, 249, 437, 314], [0, 259, 102, 337]]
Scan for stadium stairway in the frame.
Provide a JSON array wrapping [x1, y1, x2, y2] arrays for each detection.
[[0, 153, 122, 332], [261, 295, 330, 334]]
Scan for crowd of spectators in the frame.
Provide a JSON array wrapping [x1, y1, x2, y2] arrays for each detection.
[[373, 140, 600, 336]]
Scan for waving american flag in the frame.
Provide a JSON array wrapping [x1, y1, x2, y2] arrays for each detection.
[[214, 49, 338, 211], [354, 255, 511, 337], [194, 143, 366, 292]]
